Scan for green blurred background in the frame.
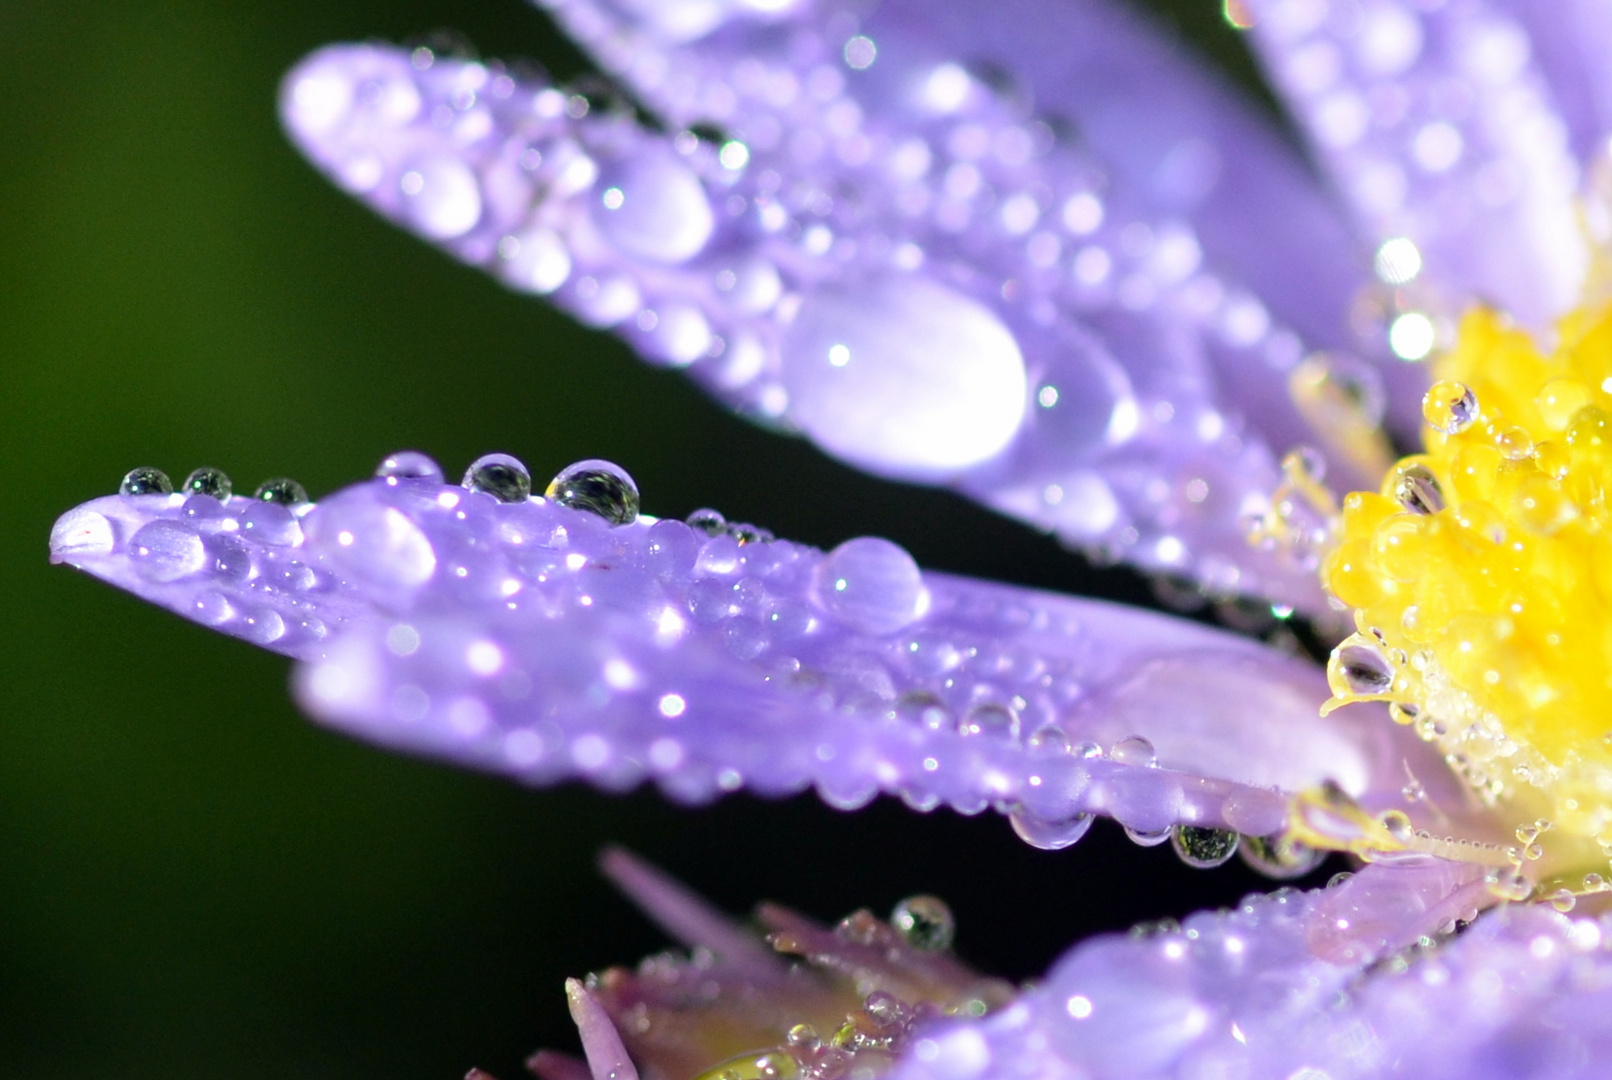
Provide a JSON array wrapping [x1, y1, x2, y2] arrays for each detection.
[[0, 3, 1316, 1078]]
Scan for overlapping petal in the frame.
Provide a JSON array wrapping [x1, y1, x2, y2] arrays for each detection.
[[51, 462, 1455, 852], [273, 0, 1446, 613]]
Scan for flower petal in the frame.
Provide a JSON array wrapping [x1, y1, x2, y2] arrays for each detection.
[[278, 6, 1378, 611], [889, 862, 1611, 1080], [52, 463, 1452, 849], [1245, 0, 1588, 326]]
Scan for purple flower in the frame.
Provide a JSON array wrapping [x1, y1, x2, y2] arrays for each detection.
[[49, 0, 1612, 1076]]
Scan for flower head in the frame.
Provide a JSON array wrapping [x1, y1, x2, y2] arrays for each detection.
[[50, 0, 1612, 1075]]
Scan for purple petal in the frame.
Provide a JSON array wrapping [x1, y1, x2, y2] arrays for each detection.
[[52, 459, 1458, 851], [1245, 0, 1587, 327], [278, 9, 1386, 612], [890, 861, 1609, 1080]]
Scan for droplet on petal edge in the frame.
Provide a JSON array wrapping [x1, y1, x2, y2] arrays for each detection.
[[52, 459, 1445, 854]]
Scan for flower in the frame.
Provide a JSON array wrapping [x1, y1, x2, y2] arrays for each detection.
[[47, 0, 1612, 1076]]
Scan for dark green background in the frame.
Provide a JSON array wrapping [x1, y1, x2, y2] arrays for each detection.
[[0, 3, 1320, 1078]]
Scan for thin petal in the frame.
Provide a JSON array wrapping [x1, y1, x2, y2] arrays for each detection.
[[278, 10, 1377, 611], [1244, 0, 1588, 326], [52, 463, 1458, 850], [888, 862, 1611, 1080]]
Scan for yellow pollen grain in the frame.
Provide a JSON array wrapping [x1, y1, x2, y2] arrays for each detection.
[[1322, 304, 1612, 847]]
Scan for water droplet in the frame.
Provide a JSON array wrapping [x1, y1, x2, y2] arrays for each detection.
[[1027, 724, 1070, 755], [686, 507, 726, 536], [895, 691, 950, 730], [1009, 809, 1093, 850], [463, 453, 532, 503], [891, 895, 954, 951], [1239, 834, 1326, 880], [1109, 735, 1156, 767], [814, 536, 925, 635], [781, 275, 1029, 476], [1423, 379, 1478, 435], [306, 493, 437, 590], [253, 477, 309, 506], [119, 467, 172, 496], [592, 146, 713, 264], [1379, 809, 1415, 845], [785, 1025, 820, 1050], [1170, 825, 1240, 868], [1123, 823, 1173, 847], [1328, 634, 1395, 696], [376, 451, 444, 485], [399, 155, 482, 240], [546, 459, 640, 524], [183, 467, 232, 500], [129, 519, 206, 582], [958, 703, 1018, 740], [1391, 461, 1444, 514]]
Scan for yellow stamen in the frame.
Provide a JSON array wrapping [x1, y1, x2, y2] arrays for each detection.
[[1322, 304, 1612, 859]]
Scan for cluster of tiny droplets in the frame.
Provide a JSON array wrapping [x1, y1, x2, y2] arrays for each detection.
[[276, 0, 1430, 614], [51, 448, 1388, 876]]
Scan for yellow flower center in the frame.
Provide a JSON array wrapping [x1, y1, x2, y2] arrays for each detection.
[[1323, 304, 1612, 869]]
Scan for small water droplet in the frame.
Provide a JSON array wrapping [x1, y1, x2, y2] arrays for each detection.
[[182, 466, 232, 500], [253, 477, 309, 506], [129, 519, 206, 582], [1170, 825, 1239, 869], [1328, 633, 1395, 696], [1027, 724, 1070, 755], [119, 467, 173, 496], [1122, 823, 1173, 847], [1109, 735, 1156, 767], [463, 453, 532, 503], [895, 691, 950, 730], [785, 1025, 820, 1050], [546, 459, 640, 524], [891, 895, 955, 951], [957, 703, 1018, 740], [814, 536, 925, 635], [1379, 809, 1415, 845], [1391, 462, 1444, 514], [862, 991, 902, 1026], [686, 507, 726, 535], [1423, 379, 1478, 435], [1550, 887, 1577, 912], [376, 451, 444, 485], [1239, 833, 1325, 879]]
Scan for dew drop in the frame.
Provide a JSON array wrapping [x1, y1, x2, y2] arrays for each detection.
[[1170, 824, 1240, 869], [686, 507, 727, 536], [399, 155, 482, 240], [182, 466, 232, 500], [119, 466, 172, 497], [1391, 461, 1444, 514], [463, 453, 532, 503], [253, 477, 309, 506], [958, 703, 1018, 740], [376, 451, 444, 485], [891, 895, 955, 951], [1123, 823, 1173, 847], [781, 275, 1029, 476], [814, 536, 925, 635], [129, 519, 206, 582], [546, 459, 640, 524], [1422, 379, 1478, 435], [1379, 809, 1415, 844], [1328, 634, 1395, 696], [1009, 809, 1094, 850], [592, 147, 714, 264], [1239, 833, 1326, 880], [1109, 735, 1157, 768]]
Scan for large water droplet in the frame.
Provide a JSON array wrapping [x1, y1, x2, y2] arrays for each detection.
[[814, 536, 925, 635], [50, 507, 115, 560], [399, 155, 482, 240], [254, 478, 309, 506], [592, 147, 714, 264], [1009, 809, 1094, 850], [1170, 825, 1239, 869], [119, 467, 172, 496], [958, 703, 1018, 741], [1329, 633, 1394, 695], [183, 467, 232, 501], [129, 520, 206, 582], [891, 895, 954, 951], [306, 493, 437, 590], [1109, 735, 1157, 768], [463, 453, 532, 503], [782, 275, 1028, 476], [546, 459, 640, 525], [1391, 461, 1444, 514], [376, 451, 444, 486], [1422, 379, 1478, 435]]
